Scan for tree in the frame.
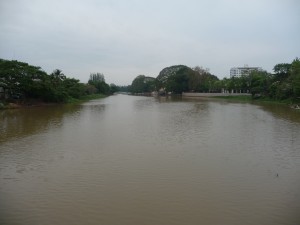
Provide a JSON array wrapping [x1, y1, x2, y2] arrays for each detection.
[[165, 69, 189, 94], [249, 70, 271, 98], [273, 63, 291, 74], [156, 65, 189, 90], [193, 66, 209, 75], [110, 83, 119, 94], [227, 76, 250, 93], [269, 58, 299, 100], [89, 73, 105, 83], [63, 78, 86, 99], [118, 85, 131, 92], [85, 84, 98, 95], [155, 65, 219, 94], [130, 75, 155, 94], [1, 59, 102, 103], [50, 69, 66, 84], [290, 58, 300, 99], [88, 73, 110, 94], [45, 69, 69, 102], [0, 59, 49, 100]]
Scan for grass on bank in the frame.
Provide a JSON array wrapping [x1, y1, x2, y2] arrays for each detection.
[[66, 94, 107, 104], [0, 94, 107, 109], [213, 95, 299, 105], [213, 95, 252, 102]]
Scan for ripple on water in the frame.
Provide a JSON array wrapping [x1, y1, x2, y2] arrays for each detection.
[[1, 95, 300, 225]]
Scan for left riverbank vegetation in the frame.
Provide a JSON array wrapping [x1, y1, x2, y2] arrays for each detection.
[[0, 59, 120, 109], [129, 58, 300, 105]]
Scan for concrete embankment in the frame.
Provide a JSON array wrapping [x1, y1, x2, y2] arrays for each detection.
[[182, 92, 251, 97]]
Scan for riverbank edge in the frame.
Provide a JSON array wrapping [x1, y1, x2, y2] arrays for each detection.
[[181, 92, 300, 109], [212, 96, 300, 109], [0, 94, 107, 110]]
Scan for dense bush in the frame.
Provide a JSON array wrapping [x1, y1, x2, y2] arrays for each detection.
[[0, 59, 115, 103]]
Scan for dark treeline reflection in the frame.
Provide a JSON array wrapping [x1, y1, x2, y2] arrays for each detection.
[[0, 105, 81, 143], [160, 95, 300, 124], [258, 103, 300, 123]]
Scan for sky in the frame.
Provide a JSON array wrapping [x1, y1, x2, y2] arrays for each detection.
[[0, 0, 299, 85]]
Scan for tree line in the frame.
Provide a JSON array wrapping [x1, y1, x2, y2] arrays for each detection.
[[0, 59, 118, 104], [1, 57, 299, 104], [129, 58, 300, 102], [130, 65, 219, 95]]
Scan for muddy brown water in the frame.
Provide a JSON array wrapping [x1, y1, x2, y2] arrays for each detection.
[[1, 94, 300, 225]]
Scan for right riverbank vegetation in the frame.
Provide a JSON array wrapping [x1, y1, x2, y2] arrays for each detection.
[[129, 58, 300, 106], [1, 57, 299, 109]]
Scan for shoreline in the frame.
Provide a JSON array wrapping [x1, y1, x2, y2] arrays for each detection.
[[0, 94, 107, 110], [213, 96, 300, 110], [182, 92, 251, 97], [181, 92, 300, 109]]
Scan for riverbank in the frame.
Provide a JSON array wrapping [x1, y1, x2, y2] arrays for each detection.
[[182, 92, 251, 97], [65, 94, 107, 104], [0, 94, 107, 110], [181, 92, 300, 109], [213, 95, 300, 109]]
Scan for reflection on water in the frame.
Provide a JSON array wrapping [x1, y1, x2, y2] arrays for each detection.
[[0, 105, 81, 143], [0, 95, 300, 225], [258, 103, 300, 123]]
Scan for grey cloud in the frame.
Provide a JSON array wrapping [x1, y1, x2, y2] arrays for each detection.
[[0, 0, 299, 85]]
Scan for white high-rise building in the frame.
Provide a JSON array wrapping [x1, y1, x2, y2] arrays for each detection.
[[230, 65, 262, 78]]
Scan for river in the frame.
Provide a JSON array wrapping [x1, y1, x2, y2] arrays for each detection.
[[1, 94, 300, 225]]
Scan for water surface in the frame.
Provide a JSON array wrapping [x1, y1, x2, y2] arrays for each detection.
[[1, 95, 300, 225]]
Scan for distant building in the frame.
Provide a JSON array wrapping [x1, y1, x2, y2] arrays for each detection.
[[230, 65, 262, 78]]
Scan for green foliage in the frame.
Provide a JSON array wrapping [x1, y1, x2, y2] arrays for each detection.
[[109, 83, 119, 94], [0, 59, 113, 104], [290, 58, 300, 99], [88, 72, 111, 95], [93, 81, 110, 94], [89, 73, 105, 82], [152, 58, 299, 101], [273, 63, 291, 81], [130, 75, 155, 93], [85, 84, 98, 95], [165, 68, 189, 94], [0, 59, 49, 100], [190, 66, 219, 92], [156, 65, 190, 91], [156, 65, 219, 94], [219, 58, 299, 102], [248, 71, 271, 97], [118, 85, 131, 92], [264, 58, 300, 101], [131, 75, 144, 93], [63, 78, 86, 99]]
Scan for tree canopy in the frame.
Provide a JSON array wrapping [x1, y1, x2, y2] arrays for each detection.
[[0, 59, 115, 103], [156, 65, 219, 94], [2, 57, 299, 105], [130, 75, 155, 94], [128, 58, 299, 103], [88, 73, 110, 95]]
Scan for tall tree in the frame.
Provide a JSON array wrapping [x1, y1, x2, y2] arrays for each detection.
[[88, 73, 110, 94], [130, 75, 155, 93], [290, 58, 300, 99], [273, 63, 291, 81], [165, 68, 189, 94], [89, 73, 105, 82], [0, 59, 48, 99]]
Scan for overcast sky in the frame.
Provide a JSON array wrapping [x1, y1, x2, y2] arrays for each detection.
[[0, 0, 299, 85]]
